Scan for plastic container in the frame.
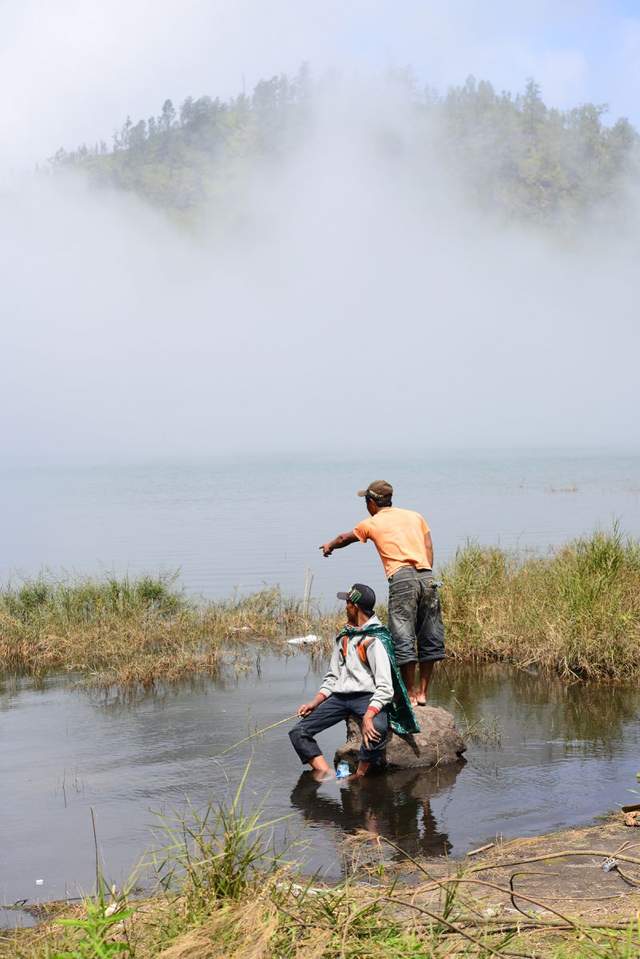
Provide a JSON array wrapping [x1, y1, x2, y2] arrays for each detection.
[[336, 761, 351, 779]]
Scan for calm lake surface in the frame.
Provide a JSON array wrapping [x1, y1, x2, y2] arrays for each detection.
[[1, 450, 639, 603], [3, 656, 640, 928]]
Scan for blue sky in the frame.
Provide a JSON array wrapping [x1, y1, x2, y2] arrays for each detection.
[[335, 2, 640, 121], [2, 1, 640, 167]]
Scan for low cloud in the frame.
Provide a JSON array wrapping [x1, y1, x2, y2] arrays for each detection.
[[1, 75, 638, 464]]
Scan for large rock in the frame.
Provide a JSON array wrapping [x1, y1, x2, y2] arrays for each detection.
[[334, 705, 466, 770]]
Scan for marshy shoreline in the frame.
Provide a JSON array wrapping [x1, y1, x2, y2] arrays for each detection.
[[5, 807, 640, 958], [2, 528, 639, 688], [4, 527, 640, 957]]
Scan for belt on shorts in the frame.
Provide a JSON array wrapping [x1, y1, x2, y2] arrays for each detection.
[[387, 566, 433, 583], [388, 567, 442, 586]]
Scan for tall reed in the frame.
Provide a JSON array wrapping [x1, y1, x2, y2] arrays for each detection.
[[0, 578, 337, 686], [2, 528, 640, 686], [442, 527, 640, 680]]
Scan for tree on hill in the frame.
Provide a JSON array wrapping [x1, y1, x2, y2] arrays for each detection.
[[49, 67, 638, 228]]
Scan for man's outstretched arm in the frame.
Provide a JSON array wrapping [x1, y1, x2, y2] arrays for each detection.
[[320, 531, 359, 557]]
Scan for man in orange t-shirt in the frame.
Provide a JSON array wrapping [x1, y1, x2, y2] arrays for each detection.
[[320, 480, 445, 704]]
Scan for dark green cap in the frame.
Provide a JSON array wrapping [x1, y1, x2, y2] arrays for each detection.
[[337, 583, 376, 613]]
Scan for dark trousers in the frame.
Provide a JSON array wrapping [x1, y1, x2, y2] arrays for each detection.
[[289, 692, 389, 764]]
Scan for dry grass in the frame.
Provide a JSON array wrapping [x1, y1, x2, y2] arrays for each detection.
[[2, 528, 639, 688], [0, 578, 338, 688], [6, 837, 640, 959], [442, 527, 640, 682], [5, 778, 640, 958]]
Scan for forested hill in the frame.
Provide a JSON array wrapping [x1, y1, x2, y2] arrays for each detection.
[[50, 69, 638, 227]]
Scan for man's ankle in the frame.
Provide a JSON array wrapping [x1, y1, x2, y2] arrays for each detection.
[[354, 761, 370, 778], [309, 756, 333, 780]]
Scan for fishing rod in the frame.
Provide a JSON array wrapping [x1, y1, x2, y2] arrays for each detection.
[[214, 713, 299, 759]]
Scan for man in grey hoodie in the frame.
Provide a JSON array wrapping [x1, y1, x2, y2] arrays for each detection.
[[289, 584, 394, 780]]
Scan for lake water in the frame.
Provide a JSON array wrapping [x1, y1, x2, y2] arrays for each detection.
[[1, 450, 639, 604], [2, 450, 640, 928], [3, 655, 640, 928]]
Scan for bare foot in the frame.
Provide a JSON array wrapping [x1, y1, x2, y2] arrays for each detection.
[[311, 768, 336, 782], [345, 760, 370, 781], [309, 755, 333, 781]]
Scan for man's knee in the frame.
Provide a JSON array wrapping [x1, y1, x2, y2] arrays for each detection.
[[395, 645, 418, 666], [289, 722, 321, 764], [389, 600, 419, 664], [373, 713, 389, 743], [359, 717, 389, 762], [417, 619, 446, 662], [289, 724, 304, 750]]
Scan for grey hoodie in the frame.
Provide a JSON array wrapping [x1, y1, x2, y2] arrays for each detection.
[[318, 614, 394, 713]]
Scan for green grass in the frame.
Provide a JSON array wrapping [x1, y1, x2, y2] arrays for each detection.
[[0, 577, 338, 687], [2, 528, 640, 687], [1, 576, 182, 622], [442, 526, 640, 681]]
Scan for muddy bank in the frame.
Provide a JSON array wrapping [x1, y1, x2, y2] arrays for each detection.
[[387, 812, 640, 955], [413, 812, 640, 915]]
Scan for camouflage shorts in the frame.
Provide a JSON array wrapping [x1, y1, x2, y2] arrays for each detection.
[[388, 567, 446, 666]]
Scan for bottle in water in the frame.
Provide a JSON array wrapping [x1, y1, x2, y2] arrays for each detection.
[[336, 761, 350, 779]]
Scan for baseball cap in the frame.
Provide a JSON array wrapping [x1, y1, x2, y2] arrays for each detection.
[[336, 583, 376, 613], [356, 480, 393, 502]]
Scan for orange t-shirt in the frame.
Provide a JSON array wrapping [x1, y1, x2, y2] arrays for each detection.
[[353, 507, 431, 579]]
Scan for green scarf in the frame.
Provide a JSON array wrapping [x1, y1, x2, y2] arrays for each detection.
[[335, 621, 420, 736]]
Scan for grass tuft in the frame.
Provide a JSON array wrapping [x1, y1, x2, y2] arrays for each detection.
[[0, 579, 338, 688], [6, 788, 640, 958], [442, 526, 640, 682], [2, 528, 640, 687]]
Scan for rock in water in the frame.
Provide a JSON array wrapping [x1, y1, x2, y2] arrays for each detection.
[[334, 705, 466, 769]]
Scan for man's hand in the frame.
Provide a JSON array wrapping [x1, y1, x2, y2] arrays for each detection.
[[362, 712, 381, 748], [319, 532, 358, 557], [298, 701, 317, 717], [298, 693, 328, 717]]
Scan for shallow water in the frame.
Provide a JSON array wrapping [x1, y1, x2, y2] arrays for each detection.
[[1, 451, 639, 603], [3, 654, 640, 928]]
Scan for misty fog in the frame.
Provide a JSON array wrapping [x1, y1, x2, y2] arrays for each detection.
[[1, 73, 638, 464]]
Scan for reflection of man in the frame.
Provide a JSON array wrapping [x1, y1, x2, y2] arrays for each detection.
[[290, 766, 456, 859], [320, 480, 445, 705], [289, 584, 393, 780]]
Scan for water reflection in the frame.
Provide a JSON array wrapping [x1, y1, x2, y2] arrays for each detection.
[[85, 651, 274, 709], [290, 762, 465, 860], [438, 663, 640, 749]]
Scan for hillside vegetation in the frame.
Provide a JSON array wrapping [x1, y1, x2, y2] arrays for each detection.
[[49, 68, 638, 227]]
